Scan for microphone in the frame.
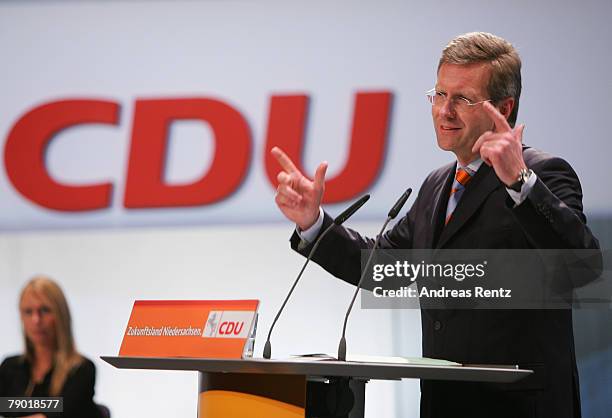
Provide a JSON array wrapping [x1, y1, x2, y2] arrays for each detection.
[[337, 188, 412, 361], [263, 194, 370, 359], [388, 188, 412, 219], [334, 194, 371, 225]]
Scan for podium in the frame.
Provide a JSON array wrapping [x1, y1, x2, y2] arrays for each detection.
[[101, 356, 532, 418]]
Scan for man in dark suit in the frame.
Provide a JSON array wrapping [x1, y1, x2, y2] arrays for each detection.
[[271, 32, 601, 418]]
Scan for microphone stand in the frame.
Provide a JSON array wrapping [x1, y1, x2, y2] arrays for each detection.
[[263, 194, 370, 359], [337, 189, 412, 361]]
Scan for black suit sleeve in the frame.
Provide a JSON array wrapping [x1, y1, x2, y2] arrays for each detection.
[[510, 154, 602, 287], [290, 186, 420, 287], [511, 155, 599, 251]]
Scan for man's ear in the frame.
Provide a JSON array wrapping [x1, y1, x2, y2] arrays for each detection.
[[497, 97, 515, 121]]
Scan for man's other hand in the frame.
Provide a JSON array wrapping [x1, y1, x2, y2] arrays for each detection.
[[271, 146, 327, 230]]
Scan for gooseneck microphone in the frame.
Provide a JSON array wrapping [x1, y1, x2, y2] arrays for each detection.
[[333, 194, 371, 226], [263, 194, 370, 359], [337, 188, 412, 361]]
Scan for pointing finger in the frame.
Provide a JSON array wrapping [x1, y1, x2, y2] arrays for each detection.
[[271, 146, 300, 174], [482, 101, 512, 133]]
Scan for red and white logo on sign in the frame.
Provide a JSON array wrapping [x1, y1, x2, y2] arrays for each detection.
[[202, 310, 253, 339]]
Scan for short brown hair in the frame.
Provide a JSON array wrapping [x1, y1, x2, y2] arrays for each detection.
[[439, 32, 522, 127]]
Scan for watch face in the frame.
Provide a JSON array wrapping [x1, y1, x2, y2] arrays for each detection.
[[519, 169, 532, 183]]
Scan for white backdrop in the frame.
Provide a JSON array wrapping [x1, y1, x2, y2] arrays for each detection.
[[1, 0, 611, 417]]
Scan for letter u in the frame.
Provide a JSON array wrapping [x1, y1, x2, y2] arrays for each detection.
[[264, 91, 393, 203]]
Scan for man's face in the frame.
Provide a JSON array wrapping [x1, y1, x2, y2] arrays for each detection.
[[432, 62, 495, 164]]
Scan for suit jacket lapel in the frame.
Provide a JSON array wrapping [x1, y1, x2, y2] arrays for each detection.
[[426, 163, 455, 249], [436, 163, 501, 248]]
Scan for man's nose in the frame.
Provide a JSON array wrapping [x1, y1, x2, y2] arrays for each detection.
[[439, 98, 456, 119]]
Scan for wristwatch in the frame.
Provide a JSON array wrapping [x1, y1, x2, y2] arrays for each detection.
[[509, 168, 533, 192]]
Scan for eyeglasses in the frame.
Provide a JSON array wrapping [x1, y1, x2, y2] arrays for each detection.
[[426, 88, 492, 111]]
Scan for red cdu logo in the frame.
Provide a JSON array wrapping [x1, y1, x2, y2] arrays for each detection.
[[202, 310, 254, 339], [4, 91, 392, 211], [219, 321, 244, 336]]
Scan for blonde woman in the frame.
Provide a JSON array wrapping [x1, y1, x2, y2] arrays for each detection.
[[0, 276, 103, 418]]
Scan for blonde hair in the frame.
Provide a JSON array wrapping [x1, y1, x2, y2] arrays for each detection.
[[439, 32, 522, 127], [20, 276, 83, 396]]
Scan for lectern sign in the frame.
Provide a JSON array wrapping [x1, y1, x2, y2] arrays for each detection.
[[119, 300, 259, 358]]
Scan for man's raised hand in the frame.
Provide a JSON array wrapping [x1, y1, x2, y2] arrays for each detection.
[[472, 101, 527, 187], [271, 146, 328, 230]]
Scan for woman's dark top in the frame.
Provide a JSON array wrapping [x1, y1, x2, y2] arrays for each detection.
[[0, 355, 102, 418]]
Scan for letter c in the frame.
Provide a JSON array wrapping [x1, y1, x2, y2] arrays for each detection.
[[4, 99, 119, 211]]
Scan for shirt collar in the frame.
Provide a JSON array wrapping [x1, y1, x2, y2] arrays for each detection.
[[458, 158, 483, 176]]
